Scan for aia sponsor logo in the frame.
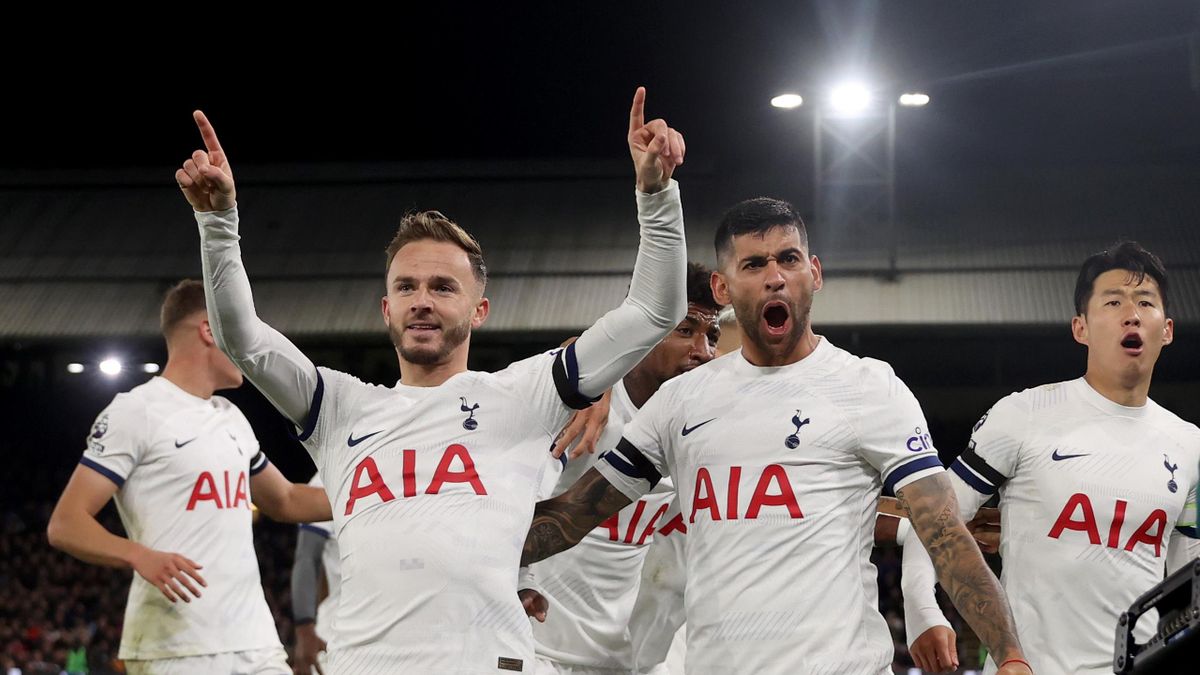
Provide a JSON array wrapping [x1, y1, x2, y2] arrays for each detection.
[[1048, 493, 1168, 557]]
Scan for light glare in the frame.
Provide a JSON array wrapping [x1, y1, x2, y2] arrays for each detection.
[[99, 359, 122, 376], [770, 94, 804, 109], [67, 363, 85, 374], [829, 82, 872, 115], [898, 92, 930, 107]]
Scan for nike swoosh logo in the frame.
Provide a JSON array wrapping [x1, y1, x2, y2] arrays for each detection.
[[1051, 450, 1090, 461], [348, 430, 385, 447], [175, 438, 197, 448], [681, 418, 717, 436]]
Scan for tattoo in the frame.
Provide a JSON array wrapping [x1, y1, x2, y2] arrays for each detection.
[[897, 473, 1024, 663], [522, 468, 632, 565]]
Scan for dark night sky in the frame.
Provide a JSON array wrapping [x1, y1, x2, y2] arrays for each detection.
[[4, 1, 1198, 175]]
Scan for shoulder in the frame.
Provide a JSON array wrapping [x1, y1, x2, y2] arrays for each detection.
[[316, 365, 387, 397], [657, 353, 732, 405], [1147, 401, 1200, 454]]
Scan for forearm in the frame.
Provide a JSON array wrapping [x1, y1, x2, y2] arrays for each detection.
[[47, 510, 142, 569], [898, 474, 1025, 662], [196, 207, 318, 426], [522, 468, 632, 565], [256, 485, 332, 524], [291, 530, 324, 623], [572, 181, 686, 398], [900, 526, 951, 644]]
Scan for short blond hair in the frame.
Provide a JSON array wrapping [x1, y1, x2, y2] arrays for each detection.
[[384, 210, 487, 288]]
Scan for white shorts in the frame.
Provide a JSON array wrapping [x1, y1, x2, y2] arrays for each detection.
[[534, 657, 671, 675], [125, 646, 290, 675]]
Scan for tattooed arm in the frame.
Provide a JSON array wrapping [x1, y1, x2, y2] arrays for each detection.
[[897, 472, 1033, 674], [522, 468, 633, 565]]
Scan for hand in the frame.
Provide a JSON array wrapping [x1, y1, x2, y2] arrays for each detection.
[[129, 546, 206, 603], [967, 506, 1001, 554], [519, 588, 549, 623], [627, 87, 685, 193], [553, 389, 612, 459], [293, 622, 327, 675], [910, 625, 958, 673], [176, 110, 237, 212]]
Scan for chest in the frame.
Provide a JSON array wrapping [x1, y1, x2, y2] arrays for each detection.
[[1015, 418, 1194, 556], [666, 397, 877, 525], [329, 386, 555, 518], [139, 409, 256, 511]]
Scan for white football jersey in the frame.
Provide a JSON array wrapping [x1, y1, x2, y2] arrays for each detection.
[[301, 350, 582, 673], [628, 496, 689, 673], [79, 377, 281, 660], [948, 378, 1200, 675], [531, 380, 676, 670], [596, 338, 943, 674], [300, 474, 342, 644]]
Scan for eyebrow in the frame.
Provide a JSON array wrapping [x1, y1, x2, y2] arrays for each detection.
[[1099, 288, 1158, 298], [739, 247, 804, 264], [392, 274, 462, 287]]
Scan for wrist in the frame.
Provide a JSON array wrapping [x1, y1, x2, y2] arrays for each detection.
[[121, 541, 148, 568], [998, 655, 1031, 671], [637, 180, 666, 194]]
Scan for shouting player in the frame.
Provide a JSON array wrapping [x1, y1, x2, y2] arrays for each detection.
[[523, 197, 1033, 675], [903, 241, 1199, 674]]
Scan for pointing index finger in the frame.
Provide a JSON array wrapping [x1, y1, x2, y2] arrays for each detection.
[[628, 87, 646, 134], [193, 110, 224, 154]]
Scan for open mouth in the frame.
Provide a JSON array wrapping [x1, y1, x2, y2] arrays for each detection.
[[762, 302, 791, 337], [1120, 332, 1143, 355]]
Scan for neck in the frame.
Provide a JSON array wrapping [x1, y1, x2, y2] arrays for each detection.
[[398, 345, 470, 387], [622, 366, 664, 409], [161, 355, 217, 399], [741, 327, 820, 367], [1083, 360, 1151, 407]]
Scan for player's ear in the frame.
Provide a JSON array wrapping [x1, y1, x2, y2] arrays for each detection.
[[199, 319, 217, 347], [809, 255, 823, 292], [381, 295, 390, 327], [712, 270, 731, 306], [1161, 317, 1173, 346], [1070, 314, 1088, 346], [472, 297, 490, 329]]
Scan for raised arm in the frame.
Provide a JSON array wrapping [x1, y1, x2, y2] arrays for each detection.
[[896, 472, 1032, 675], [570, 88, 688, 399], [522, 467, 633, 565], [177, 111, 319, 427]]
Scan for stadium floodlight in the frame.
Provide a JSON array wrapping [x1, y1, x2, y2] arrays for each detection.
[[829, 82, 872, 116], [99, 358, 122, 376], [143, 363, 161, 374], [898, 92, 930, 107], [67, 363, 85, 374], [770, 94, 804, 109]]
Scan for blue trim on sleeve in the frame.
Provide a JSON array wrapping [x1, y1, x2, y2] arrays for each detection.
[[551, 344, 600, 410], [248, 452, 270, 476], [1176, 525, 1199, 539], [79, 457, 126, 488], [600, 450, 640, 477], [294, 371, 325, 442], [298, 523, 331, 539], [951, 459, 998, 496], [884, 455, 944, 494]]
